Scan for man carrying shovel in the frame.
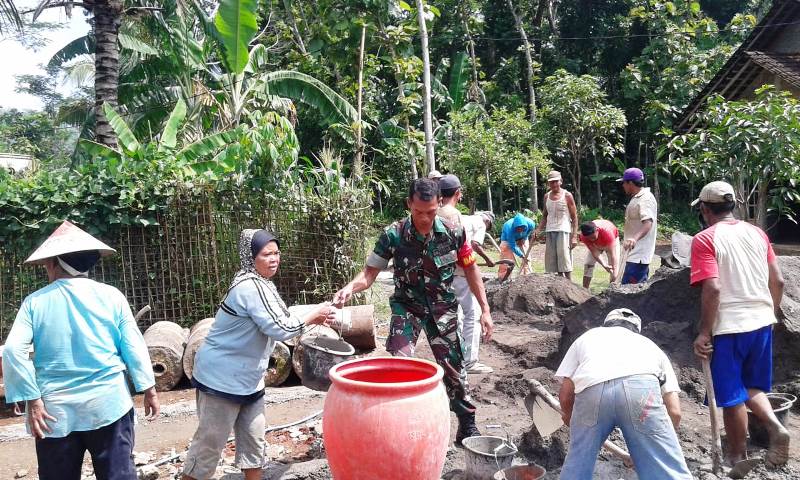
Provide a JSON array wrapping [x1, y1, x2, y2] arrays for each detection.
[[555, 308, 691, 479], [333, 178, 494, 445], [690, 181, 789, 470]]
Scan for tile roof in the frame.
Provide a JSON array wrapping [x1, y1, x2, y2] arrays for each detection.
[[745, 51, 800, 89]]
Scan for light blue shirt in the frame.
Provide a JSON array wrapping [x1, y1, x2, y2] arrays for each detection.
[[193, 277, 305, 396], [2, 278, 155, 438], [500, 213, 536, 257]]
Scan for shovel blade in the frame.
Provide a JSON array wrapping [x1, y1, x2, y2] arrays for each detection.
[[525, 393, 563, 438]]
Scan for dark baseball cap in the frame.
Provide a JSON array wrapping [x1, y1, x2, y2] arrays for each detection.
[[439, 174, 461, 191]]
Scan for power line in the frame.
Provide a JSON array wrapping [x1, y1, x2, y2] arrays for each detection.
[[435, 19, 800, 42]]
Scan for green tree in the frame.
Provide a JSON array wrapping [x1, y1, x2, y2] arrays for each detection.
[[667, 86, 800, 229], [539, 69, 627, 208], [439, 107, 549, 213]]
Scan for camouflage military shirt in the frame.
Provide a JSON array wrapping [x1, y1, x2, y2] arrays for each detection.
[[366, 216, 476, 317]]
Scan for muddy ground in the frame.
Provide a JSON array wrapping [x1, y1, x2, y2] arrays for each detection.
[[1, 252, 799, 479]]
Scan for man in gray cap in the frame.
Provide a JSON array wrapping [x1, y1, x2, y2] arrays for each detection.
[[534, 170, 579, 279], [438, 174, 494, 374], [556, 308, 691, 479], [690, 180, 789, 468]]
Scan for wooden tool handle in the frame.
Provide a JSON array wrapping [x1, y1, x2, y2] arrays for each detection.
[[702, 358, 723, 474], [527, 380, 633, 466]]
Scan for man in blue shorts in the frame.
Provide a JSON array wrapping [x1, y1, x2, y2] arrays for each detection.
[[690, 181, 789, 468], [617, 168, 657, 284]]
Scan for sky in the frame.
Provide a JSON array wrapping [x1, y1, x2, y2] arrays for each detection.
[[0, 6, 90, 111]]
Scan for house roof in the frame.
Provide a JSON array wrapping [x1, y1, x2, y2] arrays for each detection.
[[745, 51, 800, 89], [675, 0, 800, 132]]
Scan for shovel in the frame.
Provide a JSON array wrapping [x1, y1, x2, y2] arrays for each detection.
[[525, 379, 633, 468], [700, 357, 761, 478]]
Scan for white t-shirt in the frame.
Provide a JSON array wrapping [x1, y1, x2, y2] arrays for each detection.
[[624, 188, 658, 264], [462, 215, 487, 245], [689, 220, 777, 335], [555, 327, 680, 395]]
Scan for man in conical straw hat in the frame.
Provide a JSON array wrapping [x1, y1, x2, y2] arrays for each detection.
[[2, 220, 160, 480]]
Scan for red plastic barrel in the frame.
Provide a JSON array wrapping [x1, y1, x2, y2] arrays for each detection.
[[323, 357, 450, 480]]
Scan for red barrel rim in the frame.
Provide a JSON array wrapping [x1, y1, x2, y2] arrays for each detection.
[[328, 357, 444, 392]]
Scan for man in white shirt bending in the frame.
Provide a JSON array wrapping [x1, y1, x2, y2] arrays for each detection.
[[556, 308, 691, 480]]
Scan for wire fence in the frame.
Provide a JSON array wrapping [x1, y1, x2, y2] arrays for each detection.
[[0, 189, 370, 340]]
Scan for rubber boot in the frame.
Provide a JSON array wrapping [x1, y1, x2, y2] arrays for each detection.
[[455, 413, 481, 446]]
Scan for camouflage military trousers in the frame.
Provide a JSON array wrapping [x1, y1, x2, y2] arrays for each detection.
[[386, 300, 476, 416]]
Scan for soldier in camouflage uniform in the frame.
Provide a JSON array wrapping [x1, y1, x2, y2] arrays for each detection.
[[334, 178, 494, 445]]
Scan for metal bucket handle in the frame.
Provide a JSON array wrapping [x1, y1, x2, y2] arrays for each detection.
[[485, 424, 516, 471]]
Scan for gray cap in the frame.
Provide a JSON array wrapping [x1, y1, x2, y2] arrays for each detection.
[[427, 170, 443, 180], [439, 174, 461, 191]]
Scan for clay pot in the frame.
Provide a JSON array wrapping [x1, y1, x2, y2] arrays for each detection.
[[323, 357, 450, 480]]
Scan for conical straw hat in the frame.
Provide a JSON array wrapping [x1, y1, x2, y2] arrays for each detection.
[[24, 220, 116, 265]]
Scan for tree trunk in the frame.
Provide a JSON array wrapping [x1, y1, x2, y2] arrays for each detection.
[[506, 0, 540, 213], [570, 155, 583, 209], [460, 10, 484, 105], [415, 0, 436, 174], [506, 0, 537, 123], [592, 144, 602, 210], [529, 167, 539, 212], [651, 143, 661, 204], [93, 0, 123, 148], [498, 186, 505, 215], [353, 24, 367, 176], [755, 180, 769, 230], [485, 168, 493, 213], [283, 0, 308, 55]]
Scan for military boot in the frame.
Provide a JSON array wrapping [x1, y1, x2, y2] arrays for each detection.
[[455, 413, 481, 446]]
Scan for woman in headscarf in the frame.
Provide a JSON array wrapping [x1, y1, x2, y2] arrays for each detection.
[[182, 229, 335, 480]]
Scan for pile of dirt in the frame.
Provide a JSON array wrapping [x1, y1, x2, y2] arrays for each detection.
[[559, 257, 800, 401], [485, 274, 592, 369]]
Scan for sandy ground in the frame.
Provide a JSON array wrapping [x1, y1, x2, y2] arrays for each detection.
[[1, 247, 799, 479]]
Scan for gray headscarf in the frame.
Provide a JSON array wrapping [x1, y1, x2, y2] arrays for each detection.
[[228, 228, 279, 290]]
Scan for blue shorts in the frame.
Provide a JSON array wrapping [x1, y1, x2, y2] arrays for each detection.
[[622, 262, 649, 284], [710, 325, 773, 408]]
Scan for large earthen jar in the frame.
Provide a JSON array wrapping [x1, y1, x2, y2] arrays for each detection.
[[323, 357, 450, 480]]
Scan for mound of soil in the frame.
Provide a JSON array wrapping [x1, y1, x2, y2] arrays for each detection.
[[559, 257, 800, 401], [486, 274, 592, 369]]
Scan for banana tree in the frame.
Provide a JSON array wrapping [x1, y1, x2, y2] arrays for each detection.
[[78, 99, 299, 181]]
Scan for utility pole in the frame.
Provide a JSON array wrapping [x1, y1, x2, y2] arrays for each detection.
[[416, 0, 436, 174]]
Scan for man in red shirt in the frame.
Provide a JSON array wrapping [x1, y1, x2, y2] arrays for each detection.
[[578, 219, 620, 288], [690, 181, 789, 468]]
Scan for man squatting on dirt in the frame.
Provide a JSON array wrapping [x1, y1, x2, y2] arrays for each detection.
[[556, 308, 692, 479], [334, 178, 494, 445], [690, 180, 790, 468]]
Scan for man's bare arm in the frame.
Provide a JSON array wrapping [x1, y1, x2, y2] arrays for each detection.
[[559, 378, 576, 425], [768, 261, 785, 318], [464, 262, 493, 341], [333, 266, 381, 307], [694, 278, 721, 359]]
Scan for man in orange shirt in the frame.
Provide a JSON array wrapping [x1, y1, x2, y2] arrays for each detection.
[[578, 219, 620, 288]]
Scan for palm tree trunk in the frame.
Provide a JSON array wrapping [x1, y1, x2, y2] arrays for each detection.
[[415, 0, 436, 174], [93, 0, 123, 148]]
